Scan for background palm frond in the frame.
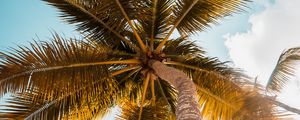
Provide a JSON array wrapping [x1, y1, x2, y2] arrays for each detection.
[[233, 93, 285, 120], [266, 47, 300, 92]]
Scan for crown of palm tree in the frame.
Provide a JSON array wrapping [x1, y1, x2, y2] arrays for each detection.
[[0, 0, 298, 119]]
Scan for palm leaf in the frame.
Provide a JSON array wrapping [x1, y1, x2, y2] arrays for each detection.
[[174, 0, 249, 35], [266, 47, 300, 92], [117, 99, 174, 120], [239, 78, 299, 116], [0, 91, 44, 119], [0, 34, 138, 99], [155, 0, 249, 52], [193, 70, 245, 120], [116, 68, 178, 116], [43, 0, 141, 51], [165, 54, 250, 119], [137, 0, 173, 41], [163, 36, 205, 57], [233, 93, 283, 120], [155, 79, 177, 115], [166, 58, 284, 119], [0, 76, 118, 120], [0, 34, 137, 119]]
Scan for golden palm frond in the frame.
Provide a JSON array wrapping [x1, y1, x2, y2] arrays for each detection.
[[163, 36, 205, 57], [2, 0, 293, 119], [45, 0, 248, 53], [0, 34, 143, 119], [153, 79, 177, 114], [137, 0, 173, 42], [163, 53, 250, 119], [116, 72, 177, 115], [174, 0, 249, 35], [0, 76, 118, 120], [0, 34, 136, 98], [267, 47, 300, 92], [155, 0, 249, 52], [0, 91, 44, 119], [117, 99, 174, 120], [43, 0, 141, 51], [193, 70, 245, 120]]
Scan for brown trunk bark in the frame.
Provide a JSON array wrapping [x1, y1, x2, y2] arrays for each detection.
[[149, 60, 202, 120]]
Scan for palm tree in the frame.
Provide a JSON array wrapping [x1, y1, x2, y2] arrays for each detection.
[[0, 0, 299, 119]]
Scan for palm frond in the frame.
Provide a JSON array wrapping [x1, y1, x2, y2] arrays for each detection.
[[43, 0, 141, 51], [268, 97, 300, 115], [233, 93, 284, 120], [266, 47, 300, 92], [239, 78, 299, 116], [193, 70, 245, 120], [0, 91, 44, 119], [116, 72, 177, 116], [114, 0, 147, 53], [155, 79, 177, 115], [165, 55, 250, 119], [167, 58, 284, 119], [117, 99, 174, 120], [163, 36, 205, 57], [0, 34, 137, 99], [155, 0, 249, 52], [174, 0, 249, 35], [168, 55, 244, 78], [0, 76, 118, 119], [137, 0, 173, 42]]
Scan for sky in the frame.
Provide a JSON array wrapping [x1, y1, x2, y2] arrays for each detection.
[[0, 0, 300, 119]]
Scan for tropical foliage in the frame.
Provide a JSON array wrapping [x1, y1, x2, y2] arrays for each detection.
[[0, 0, 299, 119]]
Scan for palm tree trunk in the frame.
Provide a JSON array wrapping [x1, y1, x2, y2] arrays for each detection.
[[149, 60, 202, 120]]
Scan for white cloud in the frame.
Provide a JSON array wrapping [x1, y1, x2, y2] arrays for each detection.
[[225, 0, 300, 118], [225, 0, 300, 85]]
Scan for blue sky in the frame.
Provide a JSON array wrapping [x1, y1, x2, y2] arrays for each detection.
[[0, 0, 78, 49], [1, 0, 300, 119], [190, 1, 265, 61]]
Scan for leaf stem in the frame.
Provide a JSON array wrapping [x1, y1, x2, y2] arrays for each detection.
[[114, 0, 148, 53], [155, 0, 198, 53], [138, 72, 150, 120]]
